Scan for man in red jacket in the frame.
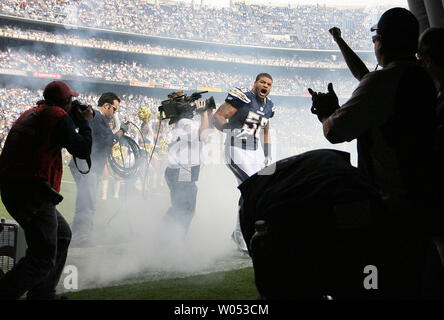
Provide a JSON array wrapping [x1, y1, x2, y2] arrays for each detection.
[[0, 81, 92, 300]]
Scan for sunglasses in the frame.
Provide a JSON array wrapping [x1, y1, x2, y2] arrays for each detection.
[[108, 103, 118, 112], [372, 34, 381, 44]]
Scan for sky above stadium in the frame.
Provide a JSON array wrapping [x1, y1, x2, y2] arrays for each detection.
[[178, 0, 408, 7]]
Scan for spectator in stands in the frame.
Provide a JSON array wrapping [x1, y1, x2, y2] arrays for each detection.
[[309, 8, 440, 298]]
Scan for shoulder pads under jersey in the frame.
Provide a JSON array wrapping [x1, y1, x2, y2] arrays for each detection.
[[227, 87, 251, 104]]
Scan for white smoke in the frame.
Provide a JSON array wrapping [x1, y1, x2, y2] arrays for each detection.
[[60, 156, 250, 292]]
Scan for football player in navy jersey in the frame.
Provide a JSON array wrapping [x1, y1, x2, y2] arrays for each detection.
[[214, 73, 275, 254]]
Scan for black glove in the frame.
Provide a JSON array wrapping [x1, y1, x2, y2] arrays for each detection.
[[308, 83, 340, 121], [120, 121, 129, 134]]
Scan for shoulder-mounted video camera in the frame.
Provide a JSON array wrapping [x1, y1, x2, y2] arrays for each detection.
[[158, 91, 216, 125], [69, 100, 95, 128]]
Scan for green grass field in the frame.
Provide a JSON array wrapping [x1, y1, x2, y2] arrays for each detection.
[[65, 267, 257, 300], [0, 165, 259, 300]]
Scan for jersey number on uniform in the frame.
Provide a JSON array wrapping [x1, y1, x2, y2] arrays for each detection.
[[241, 111, 268, 138]]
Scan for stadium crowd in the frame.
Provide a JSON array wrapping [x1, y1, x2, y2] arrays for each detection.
[[0, 47, 359, 97], [0, 25, 376, 69], [0, 1, 389, 50]]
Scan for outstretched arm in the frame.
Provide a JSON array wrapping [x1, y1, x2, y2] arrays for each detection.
[[329, 27, 369, 81]]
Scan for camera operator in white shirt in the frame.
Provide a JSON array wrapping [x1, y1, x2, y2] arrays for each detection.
[[162, 91, 211, 240]]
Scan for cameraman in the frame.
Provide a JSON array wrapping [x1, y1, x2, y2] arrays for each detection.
[[0, 81, 92, 299], [70, 92, 126, 247], [162, 91, 211, 240]]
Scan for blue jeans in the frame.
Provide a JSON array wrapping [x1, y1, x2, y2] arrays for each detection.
[[70, 166, 100, 239]]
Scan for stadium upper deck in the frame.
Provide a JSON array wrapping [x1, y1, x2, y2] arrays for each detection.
[[0, 0, 390, 50], [0, 24, 376, 70]]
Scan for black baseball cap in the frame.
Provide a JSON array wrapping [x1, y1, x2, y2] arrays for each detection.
[[371, 8, 419, 46]]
